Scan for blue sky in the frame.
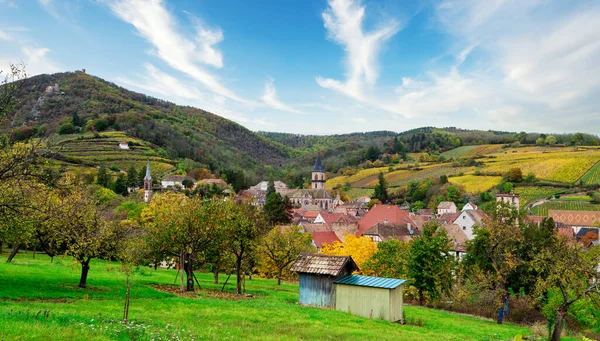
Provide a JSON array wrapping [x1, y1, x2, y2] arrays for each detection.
[[1, 0, 599, 135]]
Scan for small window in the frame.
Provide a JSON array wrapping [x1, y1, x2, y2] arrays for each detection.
[[463, 216, 466, 219], [462, 226, 466, 230]]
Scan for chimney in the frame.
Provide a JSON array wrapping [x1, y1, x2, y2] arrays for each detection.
[[383, 218, 388, 225], [407, 222, 413, 235]]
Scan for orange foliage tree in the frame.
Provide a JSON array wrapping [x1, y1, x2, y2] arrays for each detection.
[[320, 235, 378, 274]]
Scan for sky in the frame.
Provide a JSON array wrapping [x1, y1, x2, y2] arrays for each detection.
[[1, 0, 599, 135]]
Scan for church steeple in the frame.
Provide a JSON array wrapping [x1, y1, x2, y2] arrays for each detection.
[[311, 156, 326, 190], [144, 160, 152, 203]]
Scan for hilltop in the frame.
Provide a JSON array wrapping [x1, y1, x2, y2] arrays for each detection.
[[2, 71, 600, 193]]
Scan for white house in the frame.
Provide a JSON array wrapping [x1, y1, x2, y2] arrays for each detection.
[[452, 209, 488, 240], [161, 175, 197, 189], [249, 180, 289, 192], [462, 203, 478, 211], [119, 141, 129, 150], [437, 201, 457, 215]]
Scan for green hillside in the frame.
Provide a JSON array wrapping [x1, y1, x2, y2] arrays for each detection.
[[4, 71, 292, 182]]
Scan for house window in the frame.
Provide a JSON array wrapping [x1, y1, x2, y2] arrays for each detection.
[[462, 226, 466, 230]]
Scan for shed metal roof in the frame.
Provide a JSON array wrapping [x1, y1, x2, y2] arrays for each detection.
[[333, 275, 406, 289]]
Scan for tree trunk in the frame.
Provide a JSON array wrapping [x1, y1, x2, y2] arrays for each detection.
[[213, 269, 219, 284], [6, 243, 20, 263], [179, 253, 185, 292], [79, 259, 91, 288], [123, 272, 131, 322], [0, 241, 3, 254], [552, 307, 566, 341], [236, 256, 243, 295], [184, 252, 194, 292], [277, 268, 282, 286], [418, 288, 424, 306]]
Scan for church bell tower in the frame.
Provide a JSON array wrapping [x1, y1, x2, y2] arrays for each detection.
[[311, 156, 326, 190], [144, 160, 152, 203]]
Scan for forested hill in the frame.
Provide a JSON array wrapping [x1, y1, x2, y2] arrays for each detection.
[[4, 71, 292, 178]]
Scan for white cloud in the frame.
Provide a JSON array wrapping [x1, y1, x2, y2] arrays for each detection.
[[260, 77, 304, 114], [114, 64, 274, 129], [316, 0, 400, 101], [0, 30, 11, 41], [20, 46, 60, 75], [109, 0, 247, 103], [432, 0, 600, 131]]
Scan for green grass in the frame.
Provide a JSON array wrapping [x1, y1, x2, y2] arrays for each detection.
[[441, 146, 478, 159], [0, 254, 534, 340], [581, 161, 600, 185], [530, 201, 600, 216]]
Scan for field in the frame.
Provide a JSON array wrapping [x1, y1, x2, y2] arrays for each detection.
[[448, 175, 502, 194], [513, 187, 565, 207], [440, 146, 477, 159], [0, 254, 537, 341], [531, 201, 600, 216], [581, 161, 600, 185]]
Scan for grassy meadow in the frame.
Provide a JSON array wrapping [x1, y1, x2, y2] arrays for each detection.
[[0, 253, 537, 341]]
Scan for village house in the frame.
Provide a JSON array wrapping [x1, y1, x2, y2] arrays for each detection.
[[357, 204, 418, 240], [290, 253, 358, 307], [362, 222, 418, 243], [118, 141, 129, 150], [496, 192, 520, 208], [437, 201, 457, 215], [249, 180, 289, 192], [439, 223, 469, 260], [333, 201, 368, 217], [452, 209, 488, 240], [279, 157, 338, 211], [161, 175, 197, 189], [462, 203, 478, 211], [199, 178, 227, 186]]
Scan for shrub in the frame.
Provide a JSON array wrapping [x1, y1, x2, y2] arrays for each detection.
[[58, 122, 75, 135]]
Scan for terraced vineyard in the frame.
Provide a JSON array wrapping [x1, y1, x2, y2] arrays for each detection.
[[53, 132, 175, 176], [514, 186, 565, 207], [531, 201, 600, 216]]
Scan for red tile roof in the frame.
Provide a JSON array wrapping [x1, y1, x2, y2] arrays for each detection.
[[548, 210, 600, 227], [311, 231, 341, 247], [200, 178, 226, 185], [357, 205, 417, 236]]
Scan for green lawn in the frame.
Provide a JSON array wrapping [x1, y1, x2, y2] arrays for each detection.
[[0, 254, 535, 340]]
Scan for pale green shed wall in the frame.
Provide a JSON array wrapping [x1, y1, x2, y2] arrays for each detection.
[[334, 284, 403, 322]]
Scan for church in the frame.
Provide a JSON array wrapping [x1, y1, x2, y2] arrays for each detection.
[[279, 156, 341, 211]]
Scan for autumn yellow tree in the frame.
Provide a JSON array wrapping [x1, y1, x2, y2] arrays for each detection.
[[321, 235, 378, 273], [141, 193, 227, 291], [258, 226, 314, 285]]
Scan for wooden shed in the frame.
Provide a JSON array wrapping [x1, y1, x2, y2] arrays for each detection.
[[289, 253, 358, 307], [333, 275, 406, 322]]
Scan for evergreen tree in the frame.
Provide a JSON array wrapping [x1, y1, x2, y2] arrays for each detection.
[[263, 192, 291, 225], [138, 166, 146, 188], [366, 146, 380, 162], [266, 180, 276, 197], [96, 165, 109, 187], [408, 223, 453, 306], [373, 172, 388, 201], [114, 173, 128, 195], [72, 112, 80, 127], [126, 166, 138, 188]]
